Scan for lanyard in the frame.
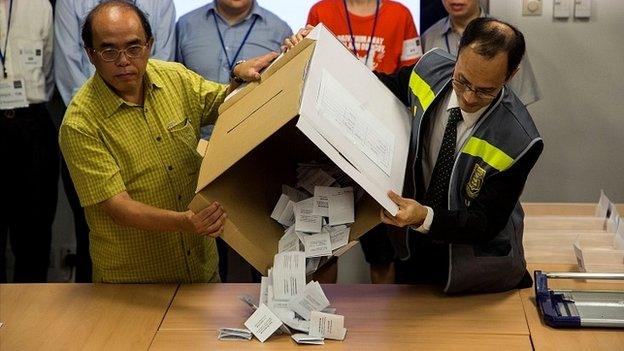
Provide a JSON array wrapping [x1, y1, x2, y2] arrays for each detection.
[[212, 10, 258, 70], [0, 0, 13, 79], [343, 0, 380, 67]]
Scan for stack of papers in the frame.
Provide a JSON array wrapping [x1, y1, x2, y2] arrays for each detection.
[[271, 163, 356, 276], [234, 251, 348, 344], [218, 328, 253, 341]]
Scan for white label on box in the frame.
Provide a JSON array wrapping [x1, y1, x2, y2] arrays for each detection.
[[243, 303, 283, 343], [0, 79, 28, 110], [309, 311, 347, 341], [294, 198, 322, 233], [317, 69, 395, 176]]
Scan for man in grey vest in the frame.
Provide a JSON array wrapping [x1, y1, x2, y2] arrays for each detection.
[[377, 17, 543, 293]]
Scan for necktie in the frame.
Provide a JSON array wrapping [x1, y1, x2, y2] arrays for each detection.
[[424, 107, 463, 209]]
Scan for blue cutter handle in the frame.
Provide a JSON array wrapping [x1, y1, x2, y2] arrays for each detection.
[[533, 270, 581, 328]]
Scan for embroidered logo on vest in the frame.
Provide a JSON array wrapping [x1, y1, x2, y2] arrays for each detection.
[[466, 163, 486, 200]]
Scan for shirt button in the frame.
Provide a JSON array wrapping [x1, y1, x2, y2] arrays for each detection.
[[167, 165, 174, 171], [156, 136, 162, 142], [178, 194, 182, 200], [186, 249, 191, 256]]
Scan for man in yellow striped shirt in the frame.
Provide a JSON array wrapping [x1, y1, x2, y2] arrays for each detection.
[[59, 0, 276, 283]]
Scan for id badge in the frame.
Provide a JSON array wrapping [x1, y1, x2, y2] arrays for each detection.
[[19, 46, 43, 68], [0, 79, 28, 110]]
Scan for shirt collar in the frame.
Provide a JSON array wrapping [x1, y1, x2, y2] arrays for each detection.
[[206, 1, 263, 23], [446, 89, 487, 129], [93, 60, 163, 118]]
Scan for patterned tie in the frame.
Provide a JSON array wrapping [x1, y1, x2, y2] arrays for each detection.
[[424, 107, 463, 209]]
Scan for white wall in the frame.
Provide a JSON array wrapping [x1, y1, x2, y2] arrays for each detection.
[[490, 1, 624, 203], [175, 0, 420, 33]]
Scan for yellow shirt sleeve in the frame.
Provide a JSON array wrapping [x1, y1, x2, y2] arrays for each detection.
[[59, 120, 126, 207], [184, 67, 228, 127]]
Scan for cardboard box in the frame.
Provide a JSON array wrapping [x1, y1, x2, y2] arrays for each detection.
[[189, 24, 411, 275]]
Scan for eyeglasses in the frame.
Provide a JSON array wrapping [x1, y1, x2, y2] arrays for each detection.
[[451, 78, 499, 100], [94, 43, 149, 62]]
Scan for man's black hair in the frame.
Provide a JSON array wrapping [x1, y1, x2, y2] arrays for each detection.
[[81, 0, 153, 48], [458, 17, 526, 79]]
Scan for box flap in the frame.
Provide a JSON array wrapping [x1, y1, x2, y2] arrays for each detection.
[[196, 42, 316, 193]]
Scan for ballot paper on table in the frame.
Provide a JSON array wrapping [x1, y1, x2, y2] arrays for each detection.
[[218, 327, 253, 341], [274, 308, 310, 333], [272, 252, 306, 301], [288, 281, 330, 320], [303, 231, 333, 258], [292, 333, 325, 345], [595, 190, 611, 218], [278, 226, 302, 253], [243, 303, 283, 343], [294, 198, 322, 233], [260, 277, 269, 306], [309, 311, 347, 341], [606, 205, 620, 233]]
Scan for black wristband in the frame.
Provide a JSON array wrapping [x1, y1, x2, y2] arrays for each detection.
[[230, 60, 247, 84]]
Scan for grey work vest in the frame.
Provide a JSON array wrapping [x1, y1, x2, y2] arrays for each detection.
[[407, 48, 543, 293]]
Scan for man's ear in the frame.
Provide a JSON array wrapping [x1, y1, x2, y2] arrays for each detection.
[[85, 47, 96, 65], [505, 66, 520, 84]]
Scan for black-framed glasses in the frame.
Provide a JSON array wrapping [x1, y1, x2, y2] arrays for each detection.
[[451, 78, 499, 100], [94, 43, 149, 62]]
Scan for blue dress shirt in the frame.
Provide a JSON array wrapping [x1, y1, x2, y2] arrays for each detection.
[[54, 0, 176, 106], [176, 1, 292, 84]]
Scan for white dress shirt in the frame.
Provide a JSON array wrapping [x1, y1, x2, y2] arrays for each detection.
[[0, 0, 54, 104], [412, 88, 489, 233]]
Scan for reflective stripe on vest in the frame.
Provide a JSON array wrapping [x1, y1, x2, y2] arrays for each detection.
[[461, 137, 514, 171], [409, 71, 435, 111]]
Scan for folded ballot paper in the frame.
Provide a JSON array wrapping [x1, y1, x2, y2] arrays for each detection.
[[225, 251, 347, 344]]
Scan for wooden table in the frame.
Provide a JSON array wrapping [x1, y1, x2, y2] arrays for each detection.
[[154, 283, 532, 350], [0, 283, 177, 351], [522, 264, 624, 351], [522, 203, 624, 217]]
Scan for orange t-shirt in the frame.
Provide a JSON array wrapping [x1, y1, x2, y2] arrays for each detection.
[[307, 0, 422, 74]]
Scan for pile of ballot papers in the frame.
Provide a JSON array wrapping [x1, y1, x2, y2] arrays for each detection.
[[218, 163, 355, 344], [270, 162, 360, 275], [219, 251, 348, 344]]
